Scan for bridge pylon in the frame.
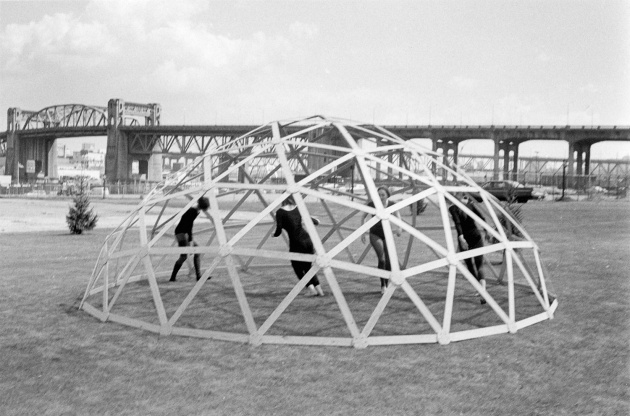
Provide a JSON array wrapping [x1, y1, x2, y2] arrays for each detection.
[[105, 99, 161, 182], [6, 107, 39, 183]]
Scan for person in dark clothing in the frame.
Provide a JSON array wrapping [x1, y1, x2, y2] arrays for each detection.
[[448, 193, 487, 304], [169, 196, 210, 282], [273, 195, 325, 296], [360, 186, 403, 294]]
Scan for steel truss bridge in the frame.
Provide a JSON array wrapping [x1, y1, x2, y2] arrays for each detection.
[[1, 99, 629, 184]]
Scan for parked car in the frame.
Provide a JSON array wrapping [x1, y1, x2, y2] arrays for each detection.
[[531, 187, 548, 200], [476, 180, 535, 203]]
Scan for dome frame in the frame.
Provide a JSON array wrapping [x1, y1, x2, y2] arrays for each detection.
[[80, 116, 557, 348]]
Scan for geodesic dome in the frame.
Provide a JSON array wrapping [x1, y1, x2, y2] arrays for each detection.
[[80, 115, 557, 348]]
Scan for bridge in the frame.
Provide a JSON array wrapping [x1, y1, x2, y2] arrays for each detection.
[[1, 99, 629, 183]]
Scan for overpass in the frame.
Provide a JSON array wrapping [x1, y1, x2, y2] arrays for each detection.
[[1, 99, 629, 183]]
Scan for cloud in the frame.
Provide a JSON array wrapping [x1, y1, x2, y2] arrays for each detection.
[[85, 0, 209, 31], [0, 12, 117, 72], [448, 76, 479, 90], [487, 94, 536, 125], [579, 83, 599, 93], [0, 0, 317, 100], [289, 21, 319, 39]]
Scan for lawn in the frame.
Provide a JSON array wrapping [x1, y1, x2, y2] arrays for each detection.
[[0, 198, 628, 415]]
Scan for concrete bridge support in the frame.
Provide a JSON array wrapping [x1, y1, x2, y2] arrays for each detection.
[[132, 153, 164, 181], [19, 136, 58, 180], [148, 153, 163, 181], [6, 108, 22, 183], [569, 141, 591, 176], [47, 138, 58, 179], [6, 130, 18, 182], [106, 99, 161, 182], [106, 99, 128, 181], [491, 132, 499, 180], [432, 136, 458, 181], [5, 108, 59, 183], [493, 136, 520, 181], [568, 140, 592, 189]]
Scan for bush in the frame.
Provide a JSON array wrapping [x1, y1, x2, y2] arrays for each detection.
[[66, 176, 98, 234]]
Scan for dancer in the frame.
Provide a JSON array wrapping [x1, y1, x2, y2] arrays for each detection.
[[273, 195, 325, 296], [360, 186, 403, 293], [169, 196, 210, 282], [448, 193, 487, 304]]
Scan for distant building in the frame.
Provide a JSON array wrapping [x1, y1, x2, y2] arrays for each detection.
[[82, 142, 96, 152], [57, 144, 72, 158], [56, 144, 105, 180], [72, 149, 105, 168]]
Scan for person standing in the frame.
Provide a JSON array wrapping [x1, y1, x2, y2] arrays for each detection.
[[448, 193, 487, 304], [273, 195, 325, 296], [360, 186, 403, 294], [169, 197, 210, 282]]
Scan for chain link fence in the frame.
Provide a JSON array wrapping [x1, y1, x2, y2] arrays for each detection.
[[0, 180, 158, 199], [464, 170, 628, 201], [1, 173, 627, 202]]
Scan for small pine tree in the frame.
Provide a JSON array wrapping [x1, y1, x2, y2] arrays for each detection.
[[66, 176, 98, 234]]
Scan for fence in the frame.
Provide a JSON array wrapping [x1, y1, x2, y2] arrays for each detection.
[[461, 169, 628, 199], [0, 173, 627, 201], [0, 180, 160, 198]]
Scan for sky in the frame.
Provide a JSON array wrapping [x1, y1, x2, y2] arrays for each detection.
[[1, 0, 629, 158]]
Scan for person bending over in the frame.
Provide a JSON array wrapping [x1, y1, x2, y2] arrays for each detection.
[[360, 186, 403, 294], [448, 193, 487, 304], [170, 196, 210, 282], [273, 195, 324, 297]]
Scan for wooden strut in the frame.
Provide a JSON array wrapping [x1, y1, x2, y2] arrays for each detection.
[[81, 117, 556, 347]]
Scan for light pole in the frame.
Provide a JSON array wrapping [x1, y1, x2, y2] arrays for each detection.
[[535, 151, 539, 185], [561, 160, 567, 200]]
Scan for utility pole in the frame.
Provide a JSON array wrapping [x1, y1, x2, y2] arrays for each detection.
[[535, 151, 540, 185]]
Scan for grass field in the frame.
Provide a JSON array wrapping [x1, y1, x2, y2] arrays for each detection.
[[0, 197, 628, 415]]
